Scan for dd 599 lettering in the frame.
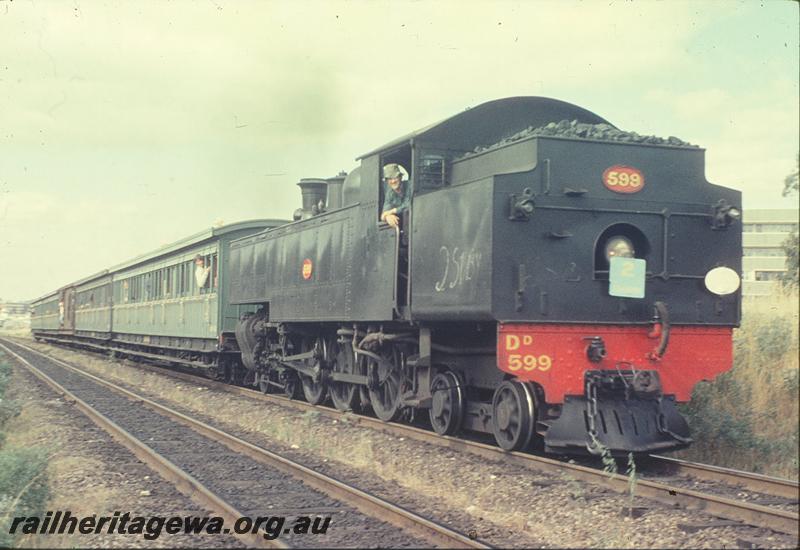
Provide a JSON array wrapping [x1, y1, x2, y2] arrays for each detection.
[[504, 334, 553, 372], [507, 354, 552, 372]]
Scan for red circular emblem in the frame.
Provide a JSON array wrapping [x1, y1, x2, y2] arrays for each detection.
[[301, 259, 313, 280], [602, 165, 645, 194]]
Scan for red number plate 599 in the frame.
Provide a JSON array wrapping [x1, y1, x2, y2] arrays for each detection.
[[603, 165, 645, 193]]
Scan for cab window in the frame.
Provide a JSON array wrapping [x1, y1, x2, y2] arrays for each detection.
[[418, 153, 447, 191], [378, 146, 412, 224]]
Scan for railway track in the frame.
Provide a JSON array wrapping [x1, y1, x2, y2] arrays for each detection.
[[0, 338, 490, 549], [11, 337, 800, 538], [643, 455, 799, 501]]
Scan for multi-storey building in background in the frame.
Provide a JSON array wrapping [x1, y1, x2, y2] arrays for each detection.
[[0, 300, 31, 329], [742, 209, 799, 296], [0, 302, 30, 316]]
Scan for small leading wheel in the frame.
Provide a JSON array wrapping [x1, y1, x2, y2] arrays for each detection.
[[231, 364, 246, 386], [367, 344, 404, 422], [220, 361, 233, 384], [329, 342, 361, 412], [258, 372, 270, 394], [491, 380, 536, 451], [207, 366, 219, 380], [242, 369, 256, 388], [429, 371, 465, 436]]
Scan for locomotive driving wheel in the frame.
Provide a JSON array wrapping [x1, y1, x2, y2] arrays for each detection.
[[429, 371, 465, 436], [329, 340, 362, 412], [491, 380, 536, 451], [367, 344, 404, 422], [300, 336, 328, 405]]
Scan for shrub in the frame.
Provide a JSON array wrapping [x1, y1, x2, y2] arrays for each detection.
[[0, 358, 52, 547], [677, 304, 799, 479], [0, 448, 50, 548], [753, 317, 793, 361]]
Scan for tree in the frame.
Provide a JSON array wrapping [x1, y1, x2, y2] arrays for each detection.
[[783, 153, 799, 197], [781, 154, 799, 288]]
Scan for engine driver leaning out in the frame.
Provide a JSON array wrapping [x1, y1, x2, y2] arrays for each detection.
[[380, 163, 410, 228]]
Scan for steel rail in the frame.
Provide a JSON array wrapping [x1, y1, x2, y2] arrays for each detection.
[[16, 338, 800, 536], [82, 344, 800, 537], [236, 390, 800, 536], [2, 338, 489, 550], [646, 454, 800, 500], [0, 341, 283, 549]]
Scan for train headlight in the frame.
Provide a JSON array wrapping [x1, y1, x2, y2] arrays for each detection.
[[704, 266, 740, 296], [604, 236, 635, 261]]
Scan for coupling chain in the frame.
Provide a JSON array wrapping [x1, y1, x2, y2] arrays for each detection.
[[585, 377, 602, 455]]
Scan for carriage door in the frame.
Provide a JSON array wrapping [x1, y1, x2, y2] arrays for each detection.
[[61, 288, 76, 330]]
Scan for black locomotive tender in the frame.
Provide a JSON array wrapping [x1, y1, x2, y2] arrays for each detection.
[[33, 97, 742, 455]]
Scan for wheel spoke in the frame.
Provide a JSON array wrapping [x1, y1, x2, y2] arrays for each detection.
[[368, 344, 404, 422], [330, 339, 359, 412], [428, 372, 464, 436]]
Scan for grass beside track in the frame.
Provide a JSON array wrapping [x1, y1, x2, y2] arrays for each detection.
[[678, 291, 799, 480], [0, 352, 50, 548]]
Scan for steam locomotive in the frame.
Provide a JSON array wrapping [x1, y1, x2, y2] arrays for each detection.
[[31, 97, 742, 455], [228, 96, 742, 455]]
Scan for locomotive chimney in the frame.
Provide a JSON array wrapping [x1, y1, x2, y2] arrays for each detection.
[[296, 178, 328, 219], [326, 171, 346, 211]]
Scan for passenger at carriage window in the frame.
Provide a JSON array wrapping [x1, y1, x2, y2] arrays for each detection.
[[194, 254, 211, 292], [380, 163, 410, 229]]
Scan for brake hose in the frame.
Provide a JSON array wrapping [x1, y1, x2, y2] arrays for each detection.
[[647, 301, 670, 361]]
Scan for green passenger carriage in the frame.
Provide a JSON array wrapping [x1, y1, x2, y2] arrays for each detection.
[[75, 271, 112, 337], [31, 220, 287, 379], [30, 291, 61, 332]]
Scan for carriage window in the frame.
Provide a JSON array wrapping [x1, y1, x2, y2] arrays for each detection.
[[154, 270, 162, 299], [179, 263, 187, 296], [195, 254, 215, 294], [185, 261, 193, 295], [143, 272, 152, 302], [164, 266, 173, 297]]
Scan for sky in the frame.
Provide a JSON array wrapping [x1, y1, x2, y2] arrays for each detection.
[[0, 0, 798, 302]]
